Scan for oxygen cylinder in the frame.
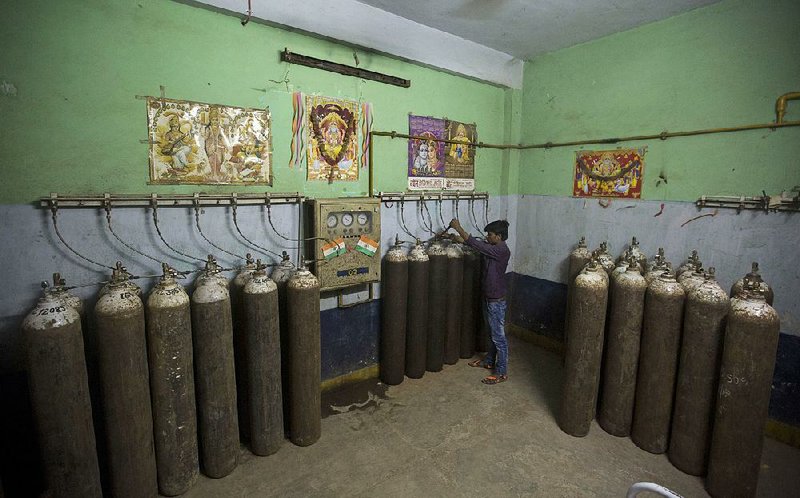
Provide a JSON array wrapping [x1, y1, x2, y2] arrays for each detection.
[[676, 250, 700, 279], [475, 251, 491, 353], [444, 242, 464, 365], [287, 267, 321, 446], [98, 262, 142, 298], [610, 254, 630, 281], [145, 264, 199, 496], [381, 239, 408, 385], [271, 251, 296, 431], [626, 236, 648, 272], [730, 262, 774, 305], [50, 272, 83, 315], [564, 237, 592, 354], [631, 271, 686, 454], [645, 250, 669, 285], [22, 286, 102, 497], [596, 242, 615, 275], [598, 256, 647, 437], [231, 254, 257, 442], [191, 257, 239, 478], [559, 261, 608, 437], [669, 268, 729, 476], [460, 245, 479, 359], [94, 269, 158, 495], [242, 261, 283, 456], [426, 240, 448, 372], [406, 242, 429, 378], [706, 276, 780, 498], [646, 248, 665, 272]]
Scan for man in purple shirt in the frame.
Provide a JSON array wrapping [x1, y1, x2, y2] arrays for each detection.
[[447, 218, 511, 384]]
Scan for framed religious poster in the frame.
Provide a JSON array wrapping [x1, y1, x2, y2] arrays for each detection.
[[407, 115, 446, 190], [573, 147, 645, 198], [306, 95, 360, 182], [443, 120, 476, 190], [147, 97, 272, 185]]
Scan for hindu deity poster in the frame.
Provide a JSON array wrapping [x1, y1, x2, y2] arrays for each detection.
[[306, 95, 360, 182], [444, 120, 476, 190], [147, 97, 272, 185], [408, 115, 446, 190], [573, 147, 645, 198]]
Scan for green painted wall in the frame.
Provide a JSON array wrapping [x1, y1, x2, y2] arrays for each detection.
[[519, 0, 800, 200], [0, 0, 513, 205]]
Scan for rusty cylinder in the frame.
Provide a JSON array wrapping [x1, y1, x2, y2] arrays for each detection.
[[564, 237, 591, 350], [678, 263, 705, 293], [460, 246, 479, 358], [626, 236, 647, 272], [706, 277, 780, 498], [287, 267, 321, 446], [645, 253, 669, 285], [22, 287, 102, 498], [646, 248, 665, 272], [730, 262, 774, 305], [94, 274, 157, 496], [444, 243, 464, 365], [271, 252, 296, 432], [191, 259, 239, 478], [406, 243, 429, 378], [231, 254, 256, 442], [559, 262, 609, 437], [243, 261, 283, 456], [145, 265, 199, 496], [676, 250, 700, 279], [598, 258, 646, 437], [426, 240, 448, 372], [381, 241, 408, 385], [669, 268, 729, 476], [631, 271, 686, 454], [475, 252, 491, 353], [596, 242, 615, 275]]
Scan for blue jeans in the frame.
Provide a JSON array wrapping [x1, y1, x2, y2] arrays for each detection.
[[482, 299, 508, 376]]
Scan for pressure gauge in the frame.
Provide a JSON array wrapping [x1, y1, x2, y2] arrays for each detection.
[[357, 213, 369, 225], [341, 213, 354, 226], [326, 214, 338, 228]]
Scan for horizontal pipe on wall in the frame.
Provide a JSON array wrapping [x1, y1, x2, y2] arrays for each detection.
[[39, 192, 304, 209]]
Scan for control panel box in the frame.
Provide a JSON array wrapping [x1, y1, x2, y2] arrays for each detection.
[[306, 197, 381, 291]]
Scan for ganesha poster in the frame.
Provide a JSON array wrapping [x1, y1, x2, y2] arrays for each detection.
[[573, 147, 645, 198], [306, 95, 360, 182], [147, 97, 272, 185]]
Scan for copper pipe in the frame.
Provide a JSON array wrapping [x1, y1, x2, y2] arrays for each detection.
[[371, 120, 800, 151], [776, 92, 800, 124]]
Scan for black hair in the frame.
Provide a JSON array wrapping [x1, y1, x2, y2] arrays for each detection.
[[484, 219, 509, 241]]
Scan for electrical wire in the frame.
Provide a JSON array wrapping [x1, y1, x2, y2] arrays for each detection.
[[151, 202, 205, 263], [194, 205, 244, 260], [51, 206, 114, 270]]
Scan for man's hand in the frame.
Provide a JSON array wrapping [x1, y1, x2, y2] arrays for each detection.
[[449, 218, 462, 231]]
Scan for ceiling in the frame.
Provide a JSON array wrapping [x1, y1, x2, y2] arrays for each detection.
[[191, 0, 721, 88], [353, 0, 720, 61]]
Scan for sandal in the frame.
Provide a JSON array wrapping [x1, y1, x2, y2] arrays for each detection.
[[468, 359, 493, 369], [481, 375, 508, 385]]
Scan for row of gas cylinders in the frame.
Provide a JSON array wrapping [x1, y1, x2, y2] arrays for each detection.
[[379, 237, 489, 385], [21, 254, 321, 498], [560, 236, 779, 498]]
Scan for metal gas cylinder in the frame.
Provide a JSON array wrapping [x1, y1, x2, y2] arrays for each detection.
[[676, 250, 700, 279], [559, 261, 609, 437], [598, 256, 647, 437], [242, 261, 283, 456], [631, 271, 686, 454], [678, 264, 706, 293], [145, 264, 199, 496], [460, 245, 480, 359], [426, 239, 448, 372], [271, 251, 296, 432], [94, 269, 157, 495], [475, 250, 491, 354], [646, 248, 665, 272], [191, 257, 239, 478], [611, 255, 630, 281], [22, 285, 102, 498], [99, 261, 142, 298], [669, 268, 729, 476], [730, 262, 774, 305], [706, 276, 780, 498], [626, 236, 648, 272], [231, 254, 257, 442], [380, 239, 408, 385], [564, 237, 592, 353], [596, 242, 615, 275], [50, 273, 83, 315], [405, 241, 429, 379], [286, 266, 321, 446], [444, 242, 464, 365]]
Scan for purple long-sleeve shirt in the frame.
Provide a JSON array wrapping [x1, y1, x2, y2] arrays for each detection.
[[465, 236, 510, 300]]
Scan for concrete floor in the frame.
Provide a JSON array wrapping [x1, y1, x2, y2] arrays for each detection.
[[184, 336, 800, 497]]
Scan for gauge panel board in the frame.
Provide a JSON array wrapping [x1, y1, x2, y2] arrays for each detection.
[[308, 197, 381, 291]]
